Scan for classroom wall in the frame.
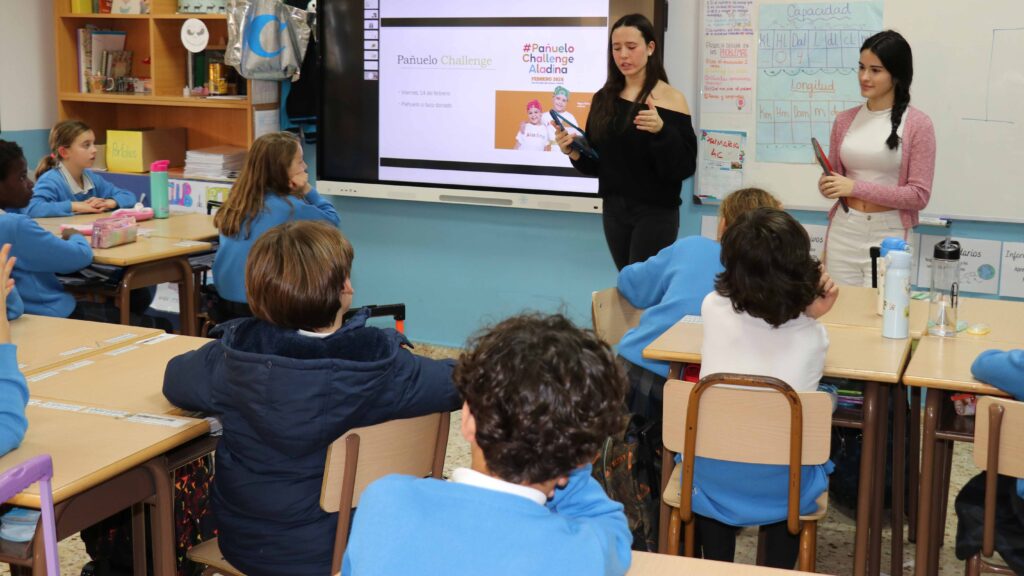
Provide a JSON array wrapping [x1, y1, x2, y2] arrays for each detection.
[[0, 3, 57, 163], [8, 2, 1022, 348], [305, 0, 1023, 347]]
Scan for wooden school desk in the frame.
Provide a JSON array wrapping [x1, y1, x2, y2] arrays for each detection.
[[26, 333, 210, 415], [35, 212, 217, 242], [11, 314, 162, 376], [32, 219, 212, 335], [903, 335, 1023, 576], [819, 285, 929, 338], [0, 403, 207, 575], [644, 321, 911, 576], [628, 551, 821, 575]]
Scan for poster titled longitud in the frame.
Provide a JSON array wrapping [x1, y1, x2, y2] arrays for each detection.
[[755, 1, 882, 163]]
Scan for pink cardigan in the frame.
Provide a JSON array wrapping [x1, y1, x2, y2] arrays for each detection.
[[827, 105, 936, 229]]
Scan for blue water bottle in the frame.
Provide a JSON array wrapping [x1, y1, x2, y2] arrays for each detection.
[[150, 160, 170, 219]]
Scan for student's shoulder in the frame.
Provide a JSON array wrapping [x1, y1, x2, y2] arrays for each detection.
[[700, 290, 731, 315], [651, 81, 689, 115], [84, 168, 110, 183], [33, 168, 63, 187], [0, 212, 44, 234], [361, 474, 435, 506]]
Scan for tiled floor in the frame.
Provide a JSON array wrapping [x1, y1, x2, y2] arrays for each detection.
[[1, 343, 989, 575]]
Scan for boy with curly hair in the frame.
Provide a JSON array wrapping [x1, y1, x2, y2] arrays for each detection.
[[342, 313, 632, 575]]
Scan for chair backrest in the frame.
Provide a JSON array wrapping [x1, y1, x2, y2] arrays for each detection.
[[320, 412, 451, 574], [665, 374, 832, 534], [973, 396, 1024, 559], [663, 376, 832, 465], [591, 287, 642, 346], [974, 396, 1024, 477], [0, 455, 59, 576]]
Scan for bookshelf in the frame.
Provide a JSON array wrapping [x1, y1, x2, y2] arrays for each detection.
[[53, 0, 279, 162]]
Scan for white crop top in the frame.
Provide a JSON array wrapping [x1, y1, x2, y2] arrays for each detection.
[[839, 104, 904, 187]]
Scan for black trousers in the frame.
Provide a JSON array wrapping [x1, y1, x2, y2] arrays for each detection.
[[695, 514, 800, 569], [602, 195, 679, 271]]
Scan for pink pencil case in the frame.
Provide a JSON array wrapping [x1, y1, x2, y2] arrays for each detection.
[[112, 207, 154, 221], [59, 224, 94, 236], [91, 216, 138, 248]]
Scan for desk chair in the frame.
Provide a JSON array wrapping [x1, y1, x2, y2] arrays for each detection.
[[591, 287, 642, 347], [187, 412, 451, 576], [965, 397, 1024, 575], [0, 455, 59, 576], [659, 375, 831, 571]]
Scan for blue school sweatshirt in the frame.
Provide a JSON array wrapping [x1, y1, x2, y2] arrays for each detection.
[[212, 189, 340, 303], [616, 236, 723, 377], [27, 167, 136, 217], [6, 288, 23, 321], [0, 213, 93, 317], [972, 349, 1024, 497], [342, 465, 632, 576], [0, 344, 28, 456]]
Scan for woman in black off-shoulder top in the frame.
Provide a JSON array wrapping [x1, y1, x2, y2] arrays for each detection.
[[556, 13, 697, 270]]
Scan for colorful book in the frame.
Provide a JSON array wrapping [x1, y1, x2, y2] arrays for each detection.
[[77, 28, 93, 92], [90, 30, 126, 78]]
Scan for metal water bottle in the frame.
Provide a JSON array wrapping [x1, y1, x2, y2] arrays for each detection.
[[150, 160, 170, 219], [882, 250, 911, 339]]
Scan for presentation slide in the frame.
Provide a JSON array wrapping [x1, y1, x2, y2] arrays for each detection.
[[320, 0, 611, 197]]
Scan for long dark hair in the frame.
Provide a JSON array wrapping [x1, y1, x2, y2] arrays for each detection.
[[861, 30, 913, 150], [587, 14, 667, 144]]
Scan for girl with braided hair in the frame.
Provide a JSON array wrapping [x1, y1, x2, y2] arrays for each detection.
[[818, 30, 936, 286]]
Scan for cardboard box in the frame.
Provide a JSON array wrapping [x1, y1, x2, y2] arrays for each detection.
[[93, 144, 107, 171], [106, 128, 186, 173]]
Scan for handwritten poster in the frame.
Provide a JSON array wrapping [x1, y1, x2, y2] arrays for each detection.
[[755, 1, 883, 163], [701, 215, 719, 240], [999, 242, 1024, 299], [801, 223, 827, 260], [697, 129, 746, 201], [703, 0, 755, 113]]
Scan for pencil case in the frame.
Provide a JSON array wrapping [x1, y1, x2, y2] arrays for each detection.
[[112, 207, 154, 221], [59, 224, 94, 236], [91, 216, 138, 248]]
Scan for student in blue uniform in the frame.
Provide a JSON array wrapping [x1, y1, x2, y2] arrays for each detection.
[[343, 313, 633, 576], [164, 220, 458, 576], [0, 242, 28, 456], [209, 131, 339, 322], [954, 348, 1024, 573], [29, 120, 136, 217], [690, 208, 837, 568], [0, 140, 161, 329], [0, 140, 30, 320], [0, 139, 92, 317]]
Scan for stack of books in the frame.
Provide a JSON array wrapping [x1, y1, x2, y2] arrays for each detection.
[[77, 26, 130, 93], [184, 146, 247, 180]]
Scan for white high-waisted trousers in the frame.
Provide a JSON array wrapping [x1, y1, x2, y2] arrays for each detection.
[[825, 208, 907, 287]]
